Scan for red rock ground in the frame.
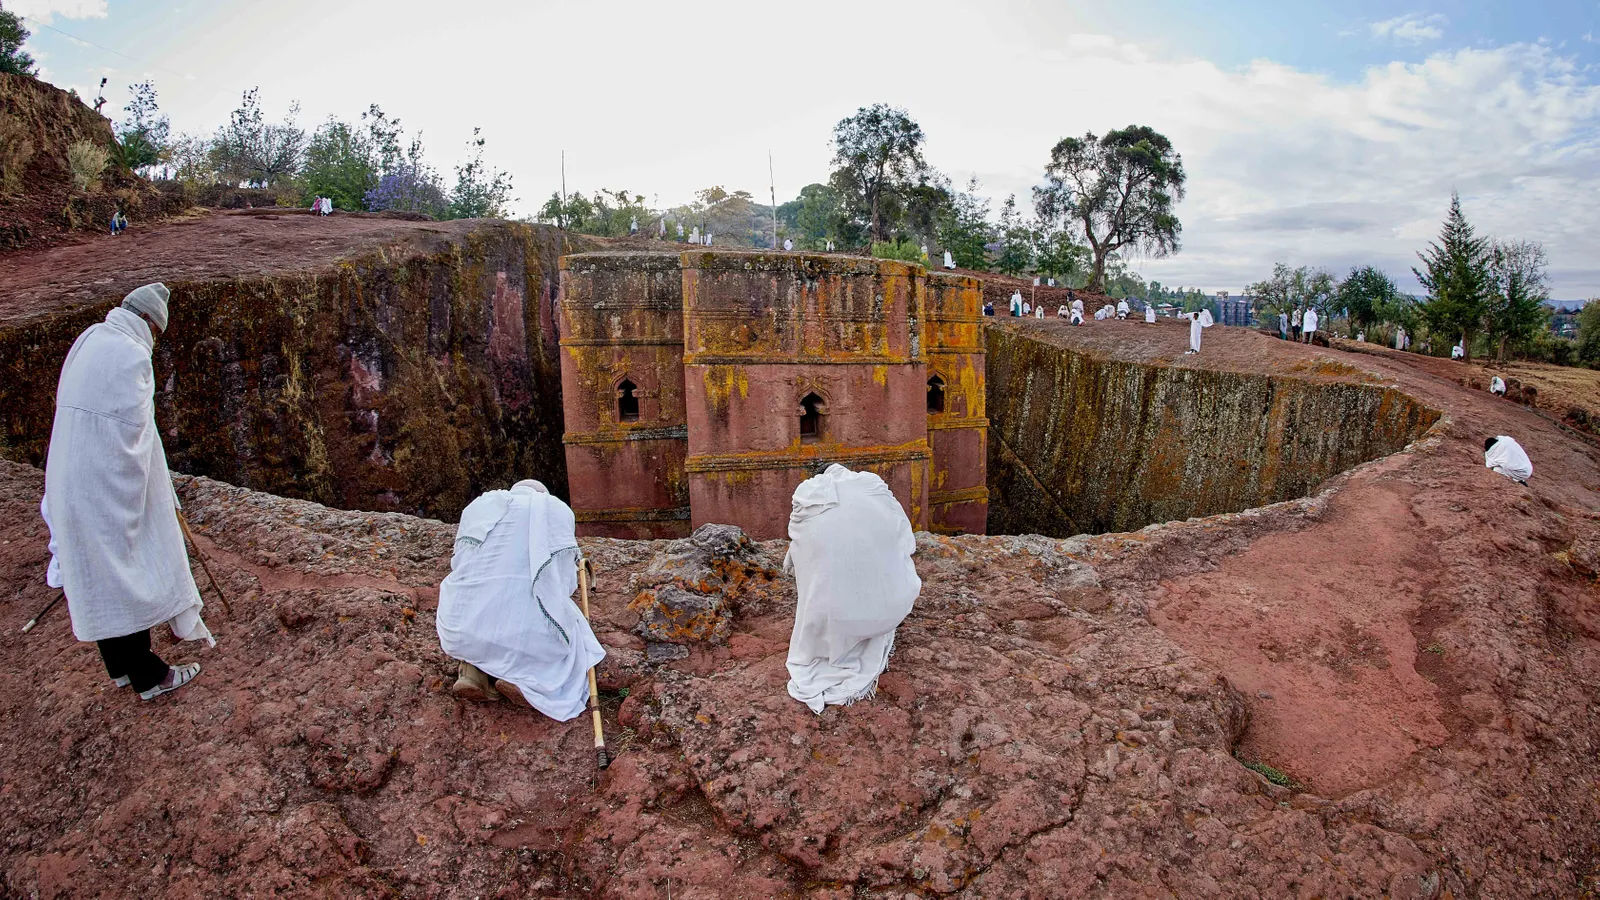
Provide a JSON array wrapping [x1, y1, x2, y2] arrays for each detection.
[[1, 308, 1598, 898], [0, 209, 485, 328]]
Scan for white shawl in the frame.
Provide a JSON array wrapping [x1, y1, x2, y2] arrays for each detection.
[[44, 307, 210, 644], [1303, 309, 1319, 333], [1485, 437, 1533, 483], [436, 483, 604, 721], [783, 465, 920, 713]]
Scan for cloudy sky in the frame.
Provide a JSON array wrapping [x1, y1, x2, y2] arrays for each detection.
[[12, 0, 1600, 296]]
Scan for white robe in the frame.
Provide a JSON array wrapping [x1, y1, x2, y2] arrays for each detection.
[[44, 308, 210, 645], [1395, 327, 1406, 350], [1188, 309, 1213, 352], [784, 466, 919, 713], [1034, 306, 1044, 319], [1303, 309, 1319, 334], [1490, 376, 1506, 395], [1071, 298, 1084, 318], [437, 483, 605, 722], [1485, 437, 1533, 482], [1145, 305, 1157, 324], [1117, 300, 1130, 318], [1010, 292, 1023, 316], [943, 251, 955, 269]]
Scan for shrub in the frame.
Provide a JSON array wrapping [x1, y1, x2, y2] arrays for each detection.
[[66, 140, 108, 192], [870, 238, 926, 264], [0, 114, 33, 195]]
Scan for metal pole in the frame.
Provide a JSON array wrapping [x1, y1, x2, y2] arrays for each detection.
[[560, 150, 567, 230], [769, 151, 778, 250]]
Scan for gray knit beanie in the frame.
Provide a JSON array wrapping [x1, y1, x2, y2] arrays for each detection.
[[121, 283, 170, 333]]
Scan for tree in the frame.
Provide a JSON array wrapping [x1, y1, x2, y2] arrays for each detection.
[[830, 104, 931, 244], [1033, 229, 1088, 286], [1413, 193, 1492, 361], [302, 118, 377, 212], [1576, 300, 1600, 367], [115, 81, 170, 174], [994, 196, 1034, 277], [1033, 125, 1185, 293], [446, 128, 513, 219], [1337, 266, 1400, 336], [1486, 239, 1551, 360], [1246, 264, 1337, 317], [537, 190, 594, 230], [937, 177, 993, 270], [781, 183, 842, 249], [211, 88, 306, 187], [0, 3, 35, 77]]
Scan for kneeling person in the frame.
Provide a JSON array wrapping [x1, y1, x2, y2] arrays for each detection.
[[784, 464, 921, 713], [437, 480, 605, 720]]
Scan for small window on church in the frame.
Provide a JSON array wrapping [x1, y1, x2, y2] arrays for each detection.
[[617, 379, 640, 422], [927, 375, 946, 414], [799, 393, 823, 442]]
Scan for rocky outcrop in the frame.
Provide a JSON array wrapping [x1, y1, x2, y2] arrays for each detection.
[[0, 72, 185, 252], [985, 325, 1441, 535], [0, 216, 593, 521]]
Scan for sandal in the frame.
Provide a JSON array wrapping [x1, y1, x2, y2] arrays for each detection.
[[139, 663, 200, 700]]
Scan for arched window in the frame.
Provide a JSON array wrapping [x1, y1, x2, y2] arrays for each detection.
[[799, 393, 823, 442], [617, 379, 640, 422], [927, 375, 946, 414]]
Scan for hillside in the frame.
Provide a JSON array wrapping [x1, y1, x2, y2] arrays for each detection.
[[0, 72, 184, 252]]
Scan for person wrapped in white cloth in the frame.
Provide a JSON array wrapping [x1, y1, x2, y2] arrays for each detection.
[[437, 479, 605, 720], [784, 464, 921, 713], [1184, 308, 1214, 354], [1484, 436, 1533, 483], [43, 283, 211, 701]]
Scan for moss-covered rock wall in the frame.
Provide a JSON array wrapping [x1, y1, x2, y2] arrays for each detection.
[[986, 327, 1441, 536], [0, 221, 591, 521]]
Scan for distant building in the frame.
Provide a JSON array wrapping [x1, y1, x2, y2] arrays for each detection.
[[1548, 299, 1589, 338], [1211, 293, 1255, 327]]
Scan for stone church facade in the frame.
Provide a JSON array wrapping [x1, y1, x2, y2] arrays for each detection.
[[558, 250, 986, 541]]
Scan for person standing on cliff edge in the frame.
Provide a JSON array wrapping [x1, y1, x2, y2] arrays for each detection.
[[784, 463, 920, 713], [42, 283, 213, 701]]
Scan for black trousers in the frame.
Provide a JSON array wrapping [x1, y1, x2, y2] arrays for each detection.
[[97, 630, 168, 693]]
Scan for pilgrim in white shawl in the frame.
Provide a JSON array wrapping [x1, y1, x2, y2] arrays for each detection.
[[1116, 299, 1130, 319], [1484, 437, 1533, 484], [1302, 308, 1319, 343], [784, 464, 920, 713], [43, 283, 210, 701], [1010, 291, 1024, 316], [1145, 303, 1157, 324], [437, 480, 605, 720], [943, 250, 955, 269], [1034, 305, 1044, 319], [1490, 376, 1507, 396], [1184, 309, 1214, 354]]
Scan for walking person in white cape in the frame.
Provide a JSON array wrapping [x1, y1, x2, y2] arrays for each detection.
[[1184, 308, 1214, 354], [43, 283, 212, 701], [437, 479, 605, 720], [784, 464, 921, 713]]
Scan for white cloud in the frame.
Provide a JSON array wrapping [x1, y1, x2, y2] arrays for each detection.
[[1370, 13, 1448, 44], [8, 0, 108, 24]]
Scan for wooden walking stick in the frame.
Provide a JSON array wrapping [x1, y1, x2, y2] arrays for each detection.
[[177, 509, 233, 617], [20, 590, 64, 634], [578, 555, 610, 770]]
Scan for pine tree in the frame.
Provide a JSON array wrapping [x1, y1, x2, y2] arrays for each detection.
[[1413, 193, 1492, 361]]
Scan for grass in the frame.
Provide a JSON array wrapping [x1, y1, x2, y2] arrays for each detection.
[[1237, 754, 1301, 790]]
